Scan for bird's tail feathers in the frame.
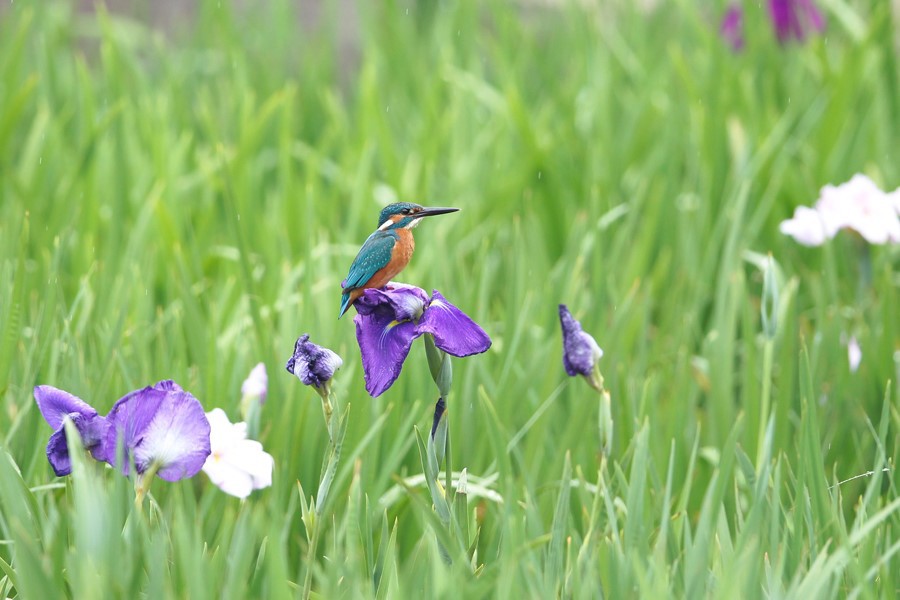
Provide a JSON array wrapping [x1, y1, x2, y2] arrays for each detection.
[[338, 293, 352, 319]]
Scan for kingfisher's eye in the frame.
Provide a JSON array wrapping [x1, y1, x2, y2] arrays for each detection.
[[402, 208, 411, 215]]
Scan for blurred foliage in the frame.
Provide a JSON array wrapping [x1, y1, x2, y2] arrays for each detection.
[[0, 0, 898, 597]]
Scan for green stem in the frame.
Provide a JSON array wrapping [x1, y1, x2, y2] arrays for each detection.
[[303, 387, 345, 599], [598, 389, 613, 456], [756, 339, 775, 467], [302, 521, 321, 600], [134, 461, 161, 511], [318, 386, 335, 443]]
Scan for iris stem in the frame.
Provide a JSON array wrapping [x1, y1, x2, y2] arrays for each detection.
[[134, 461, 161, 510], [599, 389, 613, 456], [302, 523, 321, 600], [425, 338, 459, 563], [317, 385, 335, 443], [304, 386, 344, 599]]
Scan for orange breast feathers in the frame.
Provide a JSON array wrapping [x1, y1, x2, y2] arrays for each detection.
[[367, 229, 415, 290]]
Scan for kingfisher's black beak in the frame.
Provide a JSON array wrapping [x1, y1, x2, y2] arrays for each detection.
[[418, 206, 460, 218]]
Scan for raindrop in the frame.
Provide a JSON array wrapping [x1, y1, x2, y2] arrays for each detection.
[[39, 156, 42, 164], [537, 171, 542, 180], [386, 105, 390, 113]]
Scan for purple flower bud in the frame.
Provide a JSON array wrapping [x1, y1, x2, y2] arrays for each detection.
[[285, 335, 343, 388], [559, 305, 604, 391]]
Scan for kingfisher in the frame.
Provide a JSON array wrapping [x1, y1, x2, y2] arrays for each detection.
[[338, 202, 459, 318]]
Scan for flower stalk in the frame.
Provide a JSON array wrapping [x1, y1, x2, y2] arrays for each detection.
[[134, 460, 161, 510], [285, 333, 346, 600], [349, 284, 490, 565], [302, 389, 348, 600]]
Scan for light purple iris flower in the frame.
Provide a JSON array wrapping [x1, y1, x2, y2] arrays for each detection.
[[353, 283, 491, 397], [286, 334, 343, 389], [34, 380, 211, 482], [559, 304, 604, 391], [720, 5, 744, 52], [104, 381, 211, 481], [769, 0, 825, 43], [34, 386, 110, 477]]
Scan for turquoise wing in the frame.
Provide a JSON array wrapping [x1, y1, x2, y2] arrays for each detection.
[[342, 231, 397, 292]]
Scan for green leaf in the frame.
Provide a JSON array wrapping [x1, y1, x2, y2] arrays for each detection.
[[453, 468, 470, 552], [546, 451, 571, 594], [316, 403, 350, 515], [415, 427, 451, 526]]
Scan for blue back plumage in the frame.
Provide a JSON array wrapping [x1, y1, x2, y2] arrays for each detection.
[[338, 230, 398, 317]]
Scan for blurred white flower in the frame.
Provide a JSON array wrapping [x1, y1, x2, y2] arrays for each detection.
[[241, 362, 267, 405], [781, 174, 900, 245], [202, 408, 273, 499], [779, 205, 828, 246], [815, 175, 900, 244], [847, 336, 862, 373]]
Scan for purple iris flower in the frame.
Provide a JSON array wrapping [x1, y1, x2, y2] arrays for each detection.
[[34, 386, 110, 477], [353, 283, 491, 397], [104, 381, 211, 481], [34, 380, 211, 482], [286, 334, 343, 389], [769, 0, 825, 43], [720, 5, 744, 51], [559, 304, 604, 391]]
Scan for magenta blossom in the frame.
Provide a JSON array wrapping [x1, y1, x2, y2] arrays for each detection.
[[769, 0, 825, 44], [720, 5, 744, 52]]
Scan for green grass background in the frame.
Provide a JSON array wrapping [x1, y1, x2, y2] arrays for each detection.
[[1, 0, 899, 597]]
